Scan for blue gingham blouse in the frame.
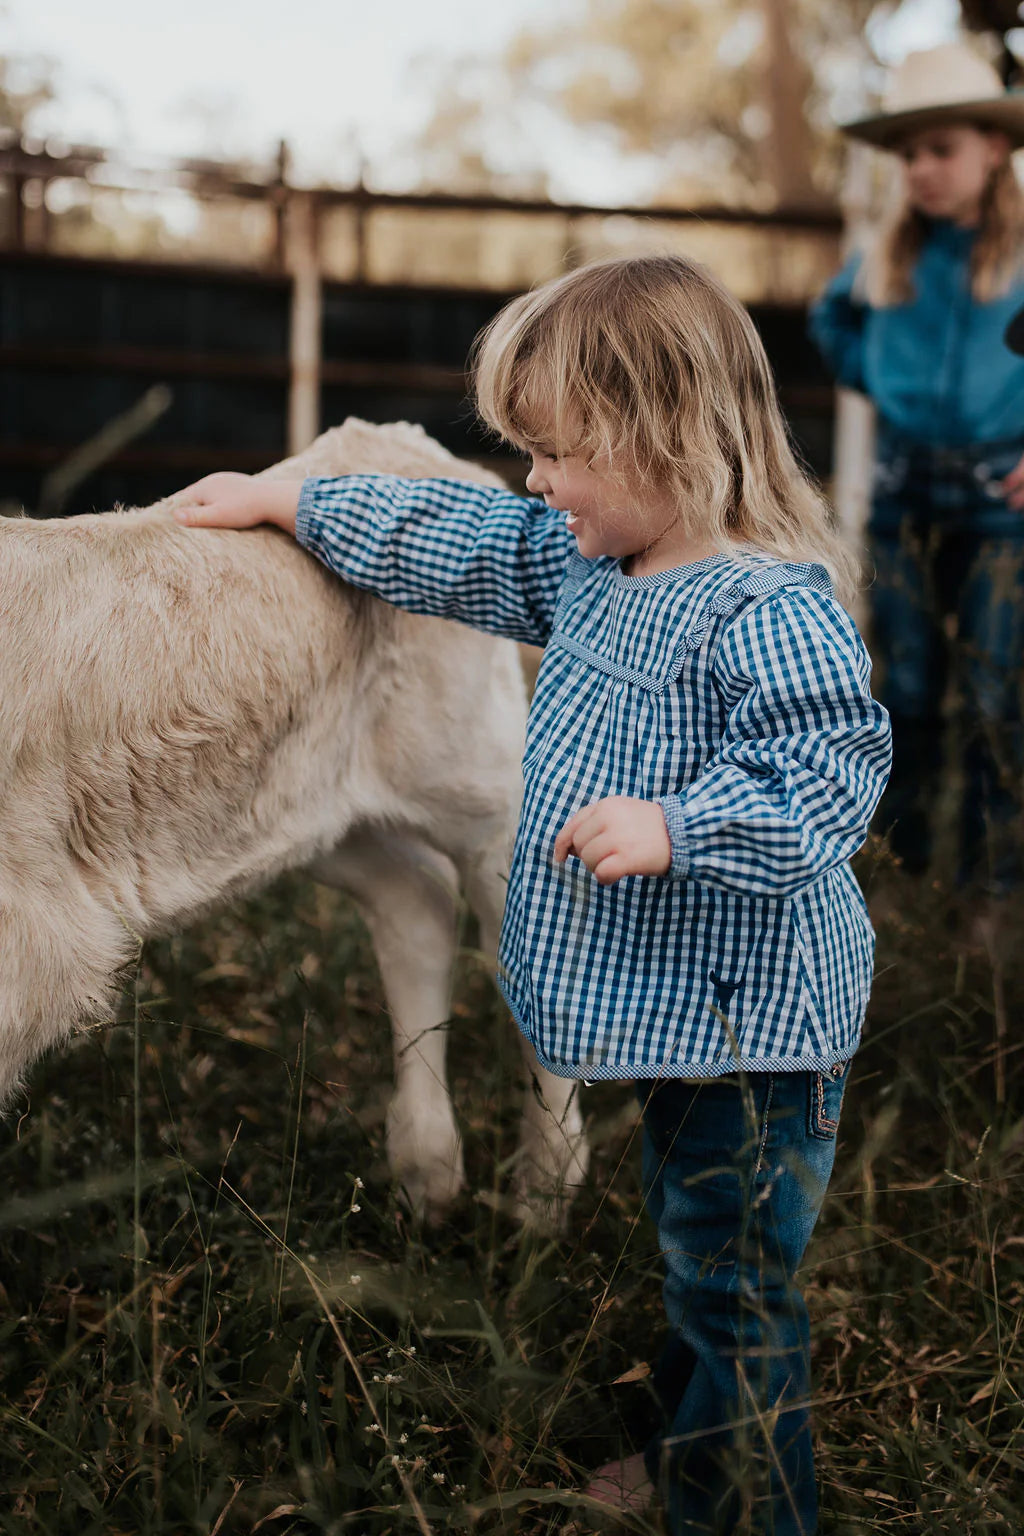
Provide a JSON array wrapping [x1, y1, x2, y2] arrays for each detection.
[[296, 475, 892, 1081]]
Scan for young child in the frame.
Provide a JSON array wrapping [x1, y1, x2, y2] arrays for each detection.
[[811, 42, 1024, 897], [173, 254, 891, 1536]]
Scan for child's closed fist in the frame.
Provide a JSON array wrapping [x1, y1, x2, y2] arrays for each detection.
[[554, 796, 672, 885]]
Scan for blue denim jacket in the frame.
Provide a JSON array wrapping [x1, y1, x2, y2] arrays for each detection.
[[809, 220, 1024, 448]]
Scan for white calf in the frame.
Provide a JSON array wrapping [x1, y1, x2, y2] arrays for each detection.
[[0, 418, 588, 1222]]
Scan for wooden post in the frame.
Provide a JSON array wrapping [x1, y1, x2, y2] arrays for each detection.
[[286, 189, 322, 455], [831, 139, 877, 597], [759, 0, 819, 208], [11, 175, 26, 249], [272, 140, 289, 272]]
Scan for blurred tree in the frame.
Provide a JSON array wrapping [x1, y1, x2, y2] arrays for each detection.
[[0, 49, 183, 259], [0, 50, 54, 133], [411, 0, 1024, 208], [412, 0, 884, 207]]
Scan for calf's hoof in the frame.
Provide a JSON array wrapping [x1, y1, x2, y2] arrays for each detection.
[[386, 1095, 466, 1222]]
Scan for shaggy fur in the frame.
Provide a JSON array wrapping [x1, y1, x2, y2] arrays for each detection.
[[0, 419, 587, 1220]]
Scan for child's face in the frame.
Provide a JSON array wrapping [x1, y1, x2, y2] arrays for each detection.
[[896, 123, 1009, 226], [524, 446, 686, 571]]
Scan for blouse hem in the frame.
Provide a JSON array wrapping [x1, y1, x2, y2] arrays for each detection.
[[497, 974, 859, 1082]]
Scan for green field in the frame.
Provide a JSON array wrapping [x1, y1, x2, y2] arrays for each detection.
[[2, 846, 1022, 1534]]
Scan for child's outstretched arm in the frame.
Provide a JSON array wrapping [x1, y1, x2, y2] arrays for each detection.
[[173, 471, 570, 648]]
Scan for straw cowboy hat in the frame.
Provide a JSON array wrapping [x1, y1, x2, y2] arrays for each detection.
[[841, 41, 1024, 149]]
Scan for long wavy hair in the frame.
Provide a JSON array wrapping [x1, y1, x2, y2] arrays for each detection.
[[471, 253, 860, 605], [863, 138, 1024, 306]]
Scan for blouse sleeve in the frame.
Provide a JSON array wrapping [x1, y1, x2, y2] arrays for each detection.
[[294, 473, 572, 647], [808, 255, 869, 393], [656, 587, 891, 898]]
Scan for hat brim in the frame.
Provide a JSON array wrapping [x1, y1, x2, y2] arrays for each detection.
[[1006, 304, 1024, 355], [841, 95, 1024, 150]]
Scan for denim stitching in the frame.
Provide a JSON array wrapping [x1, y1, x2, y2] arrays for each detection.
[[814, 1071, 839, 1135], [755, 1075, 775, 1175]]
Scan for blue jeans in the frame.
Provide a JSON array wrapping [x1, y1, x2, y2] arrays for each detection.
[[869, 431, 1024, 887], [637, 1065, 849, 1536]]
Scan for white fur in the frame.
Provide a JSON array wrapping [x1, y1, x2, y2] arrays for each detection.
[[0, 419, 588, 1223]]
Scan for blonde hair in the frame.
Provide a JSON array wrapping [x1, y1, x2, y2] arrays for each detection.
[[862, 138, 1024, 306], [471, 254, 859, 606]]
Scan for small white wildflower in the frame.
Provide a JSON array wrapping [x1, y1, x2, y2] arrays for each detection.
[[372, 1374, 382, 1383], [349, 1274, 362, 1285], [369, 1423, 381, 1434], [421, 1414, 428, 1422], [399, 1433, 408, 1444], [354, 1176, 364, 1189], [350, 1203, 361, 1213], [387, 1348, 395, 1358], [453, 1484, 466, 1495], [407, 1346, 417, 1357], [384, 1373, 402, 1384], [432, 1472, 445, 1484]]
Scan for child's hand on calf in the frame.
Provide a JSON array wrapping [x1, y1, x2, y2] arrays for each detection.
[[172, 473, 301, 534], [554, 796, 672, 885]]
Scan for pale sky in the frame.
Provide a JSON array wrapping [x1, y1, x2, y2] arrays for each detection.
[[7, 0, 964, 201]]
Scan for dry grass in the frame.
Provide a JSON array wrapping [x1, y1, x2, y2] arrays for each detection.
[[1, 844, 1022, 1534]]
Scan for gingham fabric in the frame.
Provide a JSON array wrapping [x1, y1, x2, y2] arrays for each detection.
[[297, 475, 892, 1081]]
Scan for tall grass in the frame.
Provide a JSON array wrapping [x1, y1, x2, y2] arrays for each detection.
[[1, 851, 1022, 1533]]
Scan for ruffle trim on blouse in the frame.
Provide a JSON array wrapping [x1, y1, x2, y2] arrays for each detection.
[[549, 555, 833, 690], [684, 560, 833, 651]]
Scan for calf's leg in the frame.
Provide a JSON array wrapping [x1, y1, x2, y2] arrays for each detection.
[[453, 835, 590, 1227], [310, 829, 465, 1220], [512, 1047, 589, 1229]]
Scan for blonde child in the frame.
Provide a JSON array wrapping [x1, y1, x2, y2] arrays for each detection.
[[173, 254, 891, 1535], [811, 42, 1024, 896]]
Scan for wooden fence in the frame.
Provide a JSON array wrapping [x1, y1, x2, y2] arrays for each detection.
[[0, 136, 843, 516]]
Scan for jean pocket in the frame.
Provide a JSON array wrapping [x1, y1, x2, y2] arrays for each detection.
[[808, 1061, 850, 1141]]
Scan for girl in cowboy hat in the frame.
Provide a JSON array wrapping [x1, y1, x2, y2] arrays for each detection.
[[811, 41, 1024, 900]]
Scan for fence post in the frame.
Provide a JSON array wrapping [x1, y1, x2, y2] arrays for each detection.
[[286, 189, 322, 454], [831, 139, 877, 608]]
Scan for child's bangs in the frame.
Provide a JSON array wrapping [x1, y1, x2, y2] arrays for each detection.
[[473, 298, 587, 455]]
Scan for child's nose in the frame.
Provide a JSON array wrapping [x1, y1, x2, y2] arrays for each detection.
[[525, 461, 547, 495]]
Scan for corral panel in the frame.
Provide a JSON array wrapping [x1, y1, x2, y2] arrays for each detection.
[[0, 254, 835, 518]]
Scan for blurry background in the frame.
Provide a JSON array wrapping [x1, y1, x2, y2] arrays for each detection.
[[5, 10, 1024, 1534], [0, 0, 1017, 517]]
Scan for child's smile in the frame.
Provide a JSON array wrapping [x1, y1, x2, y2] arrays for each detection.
[[524, 448, 716, 575]]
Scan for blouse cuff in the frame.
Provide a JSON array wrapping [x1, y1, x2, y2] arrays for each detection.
[[656, 795, 692, 880], [294, 477, 323, 549]]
